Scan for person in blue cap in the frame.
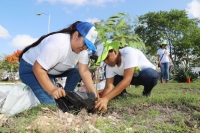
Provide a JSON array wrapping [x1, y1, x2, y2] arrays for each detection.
[[19, 21, 98, 104]]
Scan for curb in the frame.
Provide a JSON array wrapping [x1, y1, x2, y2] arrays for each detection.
[[0, 83, 15, 85]]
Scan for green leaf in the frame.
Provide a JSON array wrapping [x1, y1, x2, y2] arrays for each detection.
[[116, 18, 125, 29], [109, 12, 126, 19]]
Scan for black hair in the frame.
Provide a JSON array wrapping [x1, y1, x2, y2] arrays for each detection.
[[160, 45, 167, 49], [19, 21, 82, 61], [160, 43, 167, 48], [90, 54, 98, 63], [103, 49, 114, 61], [108, 49, 114, 53]]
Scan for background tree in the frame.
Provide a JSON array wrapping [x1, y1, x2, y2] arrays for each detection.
[[134, 9, 200, 69], [95, 12, 146, 52], [0, 54, 6, 78], [0, 50, 22, 80]]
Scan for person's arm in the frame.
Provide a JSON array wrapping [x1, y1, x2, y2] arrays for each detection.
[[168, 54, 173, 67], [33, 61, 66, 99], [158, 54, 162, 67], [101, 77, 114, 97], [78, 62, 97, 97], [95, 67, 134, 113], [158, 54, 160, 62], [168, 54, 171, 61], [104, 67, 134, 101]]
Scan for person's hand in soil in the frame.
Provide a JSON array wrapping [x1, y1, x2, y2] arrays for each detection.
[[94, 97, 109, 113]]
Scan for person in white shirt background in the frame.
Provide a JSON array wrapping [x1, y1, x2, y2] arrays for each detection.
[[95, 44, 158, 113], [18, 21, 98, 104], [157, 41, 171, 83]]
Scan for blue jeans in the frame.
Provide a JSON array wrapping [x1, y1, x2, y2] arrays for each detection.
[[113, 68, 158, 94], [160, 62, 170, 82], [19, 59, 81, 104]]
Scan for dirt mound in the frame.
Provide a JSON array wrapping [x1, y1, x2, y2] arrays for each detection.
[[1, 105, 199, 132], [25, 107, 125, 133]]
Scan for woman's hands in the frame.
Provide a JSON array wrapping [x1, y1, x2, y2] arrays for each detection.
[[33, 61, 67, 99], [50, 87, 66, 99], [94, 97, 109, 113], [158, 61, 161, 67]]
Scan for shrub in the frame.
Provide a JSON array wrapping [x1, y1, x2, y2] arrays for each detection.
[[172, 67, 198, 82]]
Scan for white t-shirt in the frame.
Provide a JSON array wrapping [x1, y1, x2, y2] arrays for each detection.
[[106, 47, 156, 78], [157, 48, 170, 63], [22, 33, 89, 75]]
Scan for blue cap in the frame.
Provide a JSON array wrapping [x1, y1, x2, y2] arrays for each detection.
[[76, 22, 98, 53]]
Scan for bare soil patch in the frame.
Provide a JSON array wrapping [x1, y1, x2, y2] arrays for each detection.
[[1, 104, 199, 132]]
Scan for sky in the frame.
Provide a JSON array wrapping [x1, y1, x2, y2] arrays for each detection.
[[0, 0, 200, 55]]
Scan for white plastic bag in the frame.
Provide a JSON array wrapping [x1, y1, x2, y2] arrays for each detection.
[[94, 80, 106, 91], [0, 85, 13, 109], [0, 82, 40, 116], [0, 85, 12, 103]]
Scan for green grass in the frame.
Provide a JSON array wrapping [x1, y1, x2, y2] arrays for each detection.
[[1, 80, 200, 133]]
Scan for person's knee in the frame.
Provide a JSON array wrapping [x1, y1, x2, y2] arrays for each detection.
[[33, 88, 55, 104], [113, 75, 123, 86], [144, 69, 158, 79], [152, 78, 158, 87], [140, 69, 158, 85]]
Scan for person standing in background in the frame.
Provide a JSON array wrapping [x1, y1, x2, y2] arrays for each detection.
[[157, 41, 171, 83]]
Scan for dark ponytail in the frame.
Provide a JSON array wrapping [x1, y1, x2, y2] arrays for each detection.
[[19, 21, 82, 61]]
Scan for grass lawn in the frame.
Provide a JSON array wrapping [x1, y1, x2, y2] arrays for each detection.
[[0, 80, 200, 133]]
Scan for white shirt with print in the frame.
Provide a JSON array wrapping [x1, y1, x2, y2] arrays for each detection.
[[106, 47, 156, 78], [22, 33, 89, 75], [157, 48, 170, 63]]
